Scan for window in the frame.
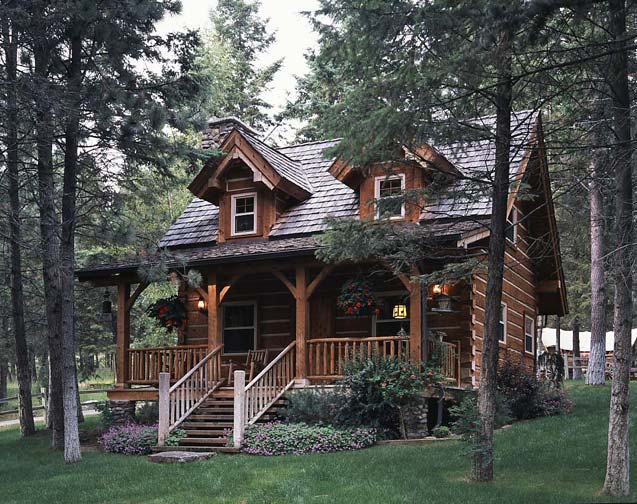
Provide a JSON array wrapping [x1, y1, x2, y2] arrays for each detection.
[[505, 207, 517, 243], [374, 174, 405, 219], [231, 193, 256, 236], [222, 302, 256, 354], [373, 295, 410, 337], [524, 315, 535, 354], [498, 302, 507, 343]]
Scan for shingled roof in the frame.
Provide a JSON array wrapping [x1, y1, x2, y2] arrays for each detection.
[[81, 111, 542, 278]]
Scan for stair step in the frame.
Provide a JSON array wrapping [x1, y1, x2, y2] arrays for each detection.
[[180, 437, 228, 445], [182, 422, 230, 429], [153, 446, 239, 453], [203, 400, 234, 406], [189, 413, 233, 419], [187, 417, 233, 425], [184, 429, 228, 436]]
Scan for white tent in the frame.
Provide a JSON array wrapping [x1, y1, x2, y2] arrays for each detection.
[[541, 327, 637, 353]]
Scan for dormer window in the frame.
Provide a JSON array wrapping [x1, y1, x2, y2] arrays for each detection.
[[231, 193, 257, 236], [375, 174, 405, 219]]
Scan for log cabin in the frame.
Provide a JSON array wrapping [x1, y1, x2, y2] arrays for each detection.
[[77, 111, 567, 448]]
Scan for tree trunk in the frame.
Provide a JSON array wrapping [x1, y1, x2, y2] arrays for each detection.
[[572, 318, 581, 380], [59, 25, 83, 463], [587, 140, 607, 386], [2, 15, 36, 437], [603, 0, 633, 496], [472, 29, 512, 482], [33, 20, 64, 450], [0, 358, 7, 400]]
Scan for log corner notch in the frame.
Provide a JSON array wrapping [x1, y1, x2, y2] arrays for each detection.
[[115, 280, 149, 389]]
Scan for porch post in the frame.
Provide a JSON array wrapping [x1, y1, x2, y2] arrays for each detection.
[[409, 283, 422, 364], [207, 273, 221, 351], [116, 281, 131, 388], [295, 265, 308, 380]]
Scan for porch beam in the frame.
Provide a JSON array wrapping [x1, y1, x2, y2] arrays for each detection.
[[307, 265, 335, 299], [207, 273, 221, 351], [125, 281, 149, 312], [295, 265, 308, 379], [116, 281, 131, 388], [218, 272, 247, 305], [272, 269, 297, 298]]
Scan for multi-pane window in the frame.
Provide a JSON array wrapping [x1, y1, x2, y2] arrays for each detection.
[[375, 175, 405, 219], [524, 315, 535, 354], [232, 193, 256, 235], [222, 302, 256, 354], [498, 302, 507, 343]]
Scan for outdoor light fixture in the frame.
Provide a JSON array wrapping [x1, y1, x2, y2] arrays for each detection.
[[102, 290, 112, 315], [432, 284, 453, 312], [432, 284, 443, 295], [197, 295, 207, 313], [392, 304, 407, 319]]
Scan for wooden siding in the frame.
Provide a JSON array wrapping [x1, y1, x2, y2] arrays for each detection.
[[470, 203, 537, 385]]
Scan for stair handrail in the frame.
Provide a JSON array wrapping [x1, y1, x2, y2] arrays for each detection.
[[233, 341, 296, 447], [158, 345, 224, 445]]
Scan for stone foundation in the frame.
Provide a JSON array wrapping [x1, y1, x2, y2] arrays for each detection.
[[108, 400, 136, 425], [402, 397, 429, 439]]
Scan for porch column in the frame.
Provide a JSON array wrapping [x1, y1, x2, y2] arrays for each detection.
[[409, 283, 423, 364], [207, 273, 221, 351], [116, 281, 131, 388], [295, 265, 309, 379]]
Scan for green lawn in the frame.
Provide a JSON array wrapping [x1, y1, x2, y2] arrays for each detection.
[[1, 383, 636, 504]]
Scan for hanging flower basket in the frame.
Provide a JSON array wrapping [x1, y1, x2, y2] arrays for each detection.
[[337, 278, 383, 317], [146, 296, 187, 332]]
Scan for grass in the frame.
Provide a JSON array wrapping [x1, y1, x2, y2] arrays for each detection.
[[1, 382, 636, 503]]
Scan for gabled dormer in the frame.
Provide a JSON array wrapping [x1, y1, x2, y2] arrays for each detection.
[[188, 118, 313, 242], [329, 144, 460, 223]]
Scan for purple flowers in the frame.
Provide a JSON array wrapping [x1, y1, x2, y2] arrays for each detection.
[[98, 423, 159, 455], [242, 422, 377, 456]]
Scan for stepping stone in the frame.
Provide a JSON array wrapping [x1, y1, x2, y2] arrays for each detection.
[[148, 451, 215, 464]]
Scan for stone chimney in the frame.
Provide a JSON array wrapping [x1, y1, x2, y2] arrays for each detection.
[[202, 117, 259, 149]]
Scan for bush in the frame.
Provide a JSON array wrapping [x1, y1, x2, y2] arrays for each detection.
[[432, 426, 451, 438], [337, 354, 434, 436], [497, 360, 573, 420], [165, 428, 186, 447], [283, 388, 346, 426], [539, 387, 574, 416], [98, 423, 158, 455], [242, 422, 377, 456], [136, 401, 159, 425], [95, 401, 116, 427], [450, 392, 511, 442]]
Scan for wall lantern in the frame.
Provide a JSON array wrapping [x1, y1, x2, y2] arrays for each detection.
[[432, 284, 443, 295], [392, 304, 407, 319], [197, 295, 207, 313], [432, 284, 453, 312], [101, 290, 112, 315]]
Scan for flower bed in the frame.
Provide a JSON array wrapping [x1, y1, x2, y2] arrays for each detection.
[[242, 422, 377, 456], [99, 423, 158, 455]]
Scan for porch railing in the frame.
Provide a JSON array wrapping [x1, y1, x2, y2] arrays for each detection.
[[306, 336, 410, 381], [233, 341, 296, 447], [427, 339, 461, 388], [126, 345, 208, 385], [157, 345, 224, 445]]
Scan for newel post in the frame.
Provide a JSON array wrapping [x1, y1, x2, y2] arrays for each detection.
[[233, 370, 246, 448], [158, 372, 170, 446]]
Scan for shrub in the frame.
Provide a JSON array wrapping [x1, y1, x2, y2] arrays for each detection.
[[539, 387, 574, 416], [98, 423, 158, 455], [95, 401, 116, 427], [242, 422, 377, 456], [497, 360, 543, 420], [282, 388, 346, 426], [432, 426, 451, 438], [337, 354, 435, 436], [165, 428, 186, 447], [450, 392, 511, 442], [136, 401, 159, 425]]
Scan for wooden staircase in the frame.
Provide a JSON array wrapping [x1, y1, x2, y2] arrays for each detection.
[[155, 386, 287, 453]]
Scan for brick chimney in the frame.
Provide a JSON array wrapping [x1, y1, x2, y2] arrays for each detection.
[[202, 117, 259, 149]]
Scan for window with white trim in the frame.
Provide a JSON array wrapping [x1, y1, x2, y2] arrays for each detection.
[[231, 193, 256, 236], [374, 174, 405, 219], [524, 315, 535, 354], [498, 302, 507, 343], [222, 302, 256, 354], [505, 207, 517, 243]]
